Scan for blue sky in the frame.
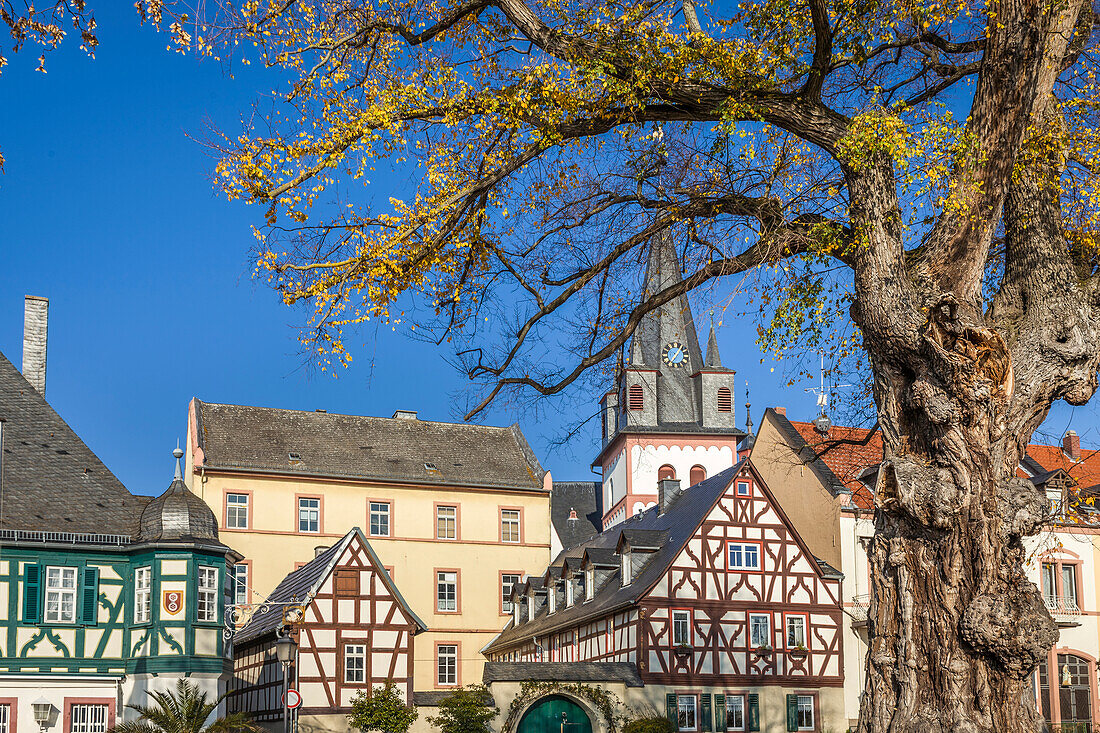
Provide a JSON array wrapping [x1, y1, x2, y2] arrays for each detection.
[[0, 4, 1095, 496]]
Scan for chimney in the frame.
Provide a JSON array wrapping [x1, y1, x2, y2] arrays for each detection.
[[658, 478, 681, 513], [775, 406, 786, 416], [314, 545, 328, 558], [1064, 430, 1081, 461], [22, 296, 48, 395]]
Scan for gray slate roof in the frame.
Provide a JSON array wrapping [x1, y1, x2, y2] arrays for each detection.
[[235, 527, 425, 644], [551, 481, 602, 550], [0, 351, 149, 535], [482, 662, 644, 687], [194, 400, 545, 491], [139, 477, 220, 542], [489, 466, 741, 651]]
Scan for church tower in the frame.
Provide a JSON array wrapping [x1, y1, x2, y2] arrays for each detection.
[[595, 233, 743, 528]]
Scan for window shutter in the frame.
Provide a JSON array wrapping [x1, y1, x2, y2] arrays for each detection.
[[713, 695, 725, 732], [629, 385, 644, 411], [666, 694, 678, 726], [786, 695, 798, 732], [700, 694, 712, 732], [747, 694, 760, 732], [717, 387, 732, 412], [81, 567, 100, 625], [22, 564, 41, 622]]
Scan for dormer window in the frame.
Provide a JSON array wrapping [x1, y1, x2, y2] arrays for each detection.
[[527, 593, 536, 623], [548, 583, 557, 614], [585, 566, 595, 602], [513, 598, 521, 626], [565, 574, 575, 607], [621, 548, 632, 586]]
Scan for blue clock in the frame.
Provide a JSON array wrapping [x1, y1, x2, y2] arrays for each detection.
[[663, 342, 688, 367]]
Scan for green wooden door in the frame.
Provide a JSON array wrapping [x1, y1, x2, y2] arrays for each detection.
[[518, 696, 593, 733]]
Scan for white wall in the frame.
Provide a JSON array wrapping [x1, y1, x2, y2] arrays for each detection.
[[630, 443, 736, 497]]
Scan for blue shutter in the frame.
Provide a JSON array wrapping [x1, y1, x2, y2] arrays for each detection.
[[786, 695, 798, 732], [714, 695, 725, 732], [666, 693, 678, 727], [700, 694, 712, 732], [81, 567, 99, 625], [22, 564, 41, 622], [747, 694, 760, 732]]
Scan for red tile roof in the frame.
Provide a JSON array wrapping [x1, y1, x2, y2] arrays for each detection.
[[783, 418, 1100, 509]]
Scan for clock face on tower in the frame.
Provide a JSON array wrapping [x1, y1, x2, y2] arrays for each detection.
[[662, 342, 688, 368]]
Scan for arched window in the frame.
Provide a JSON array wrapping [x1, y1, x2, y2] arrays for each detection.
[[717, 387, 732, 412], [1038, 654, 1093, 727], [690, 465, 707, 486], [658, 465, 676, 481], [628, 384, 644, 411]]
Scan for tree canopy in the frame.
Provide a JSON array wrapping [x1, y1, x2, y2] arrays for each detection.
[[145, 0, 1100, 418]]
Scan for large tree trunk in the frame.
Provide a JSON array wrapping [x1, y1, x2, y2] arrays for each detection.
[[855, 321, 1057, 732], [844, 3, 1099, 729]]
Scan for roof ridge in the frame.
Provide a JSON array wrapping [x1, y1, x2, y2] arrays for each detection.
[[196, 399, 514, 430]]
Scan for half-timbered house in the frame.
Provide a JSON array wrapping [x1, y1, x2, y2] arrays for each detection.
[[483, 460, 845, 733], [227, 528, 426, 733]]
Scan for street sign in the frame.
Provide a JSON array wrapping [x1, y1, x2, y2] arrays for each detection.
[[284, 690, 302, 709]]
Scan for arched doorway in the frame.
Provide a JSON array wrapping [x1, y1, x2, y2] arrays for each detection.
[[1038, 654, 1094, 731], [518, 696, 593, 733]]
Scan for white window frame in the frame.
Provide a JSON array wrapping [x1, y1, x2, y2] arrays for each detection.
[[786, 615, 807, 649], [749, 613, 770, 648], [437, 645, 458, 685], [501, 574, 521, 614], [728, 542, 761, 571], [436, 506, 457, 540], [736, 480, 751, 496], [226, 493, 249, 529], [527, 592, 536, 623], [585, 566, 595, 601], [298, 497, 320, 533], [70, 704, 109, 733], [232, 564, 249, 605], [725, 695, 745, 731], [565, 575, 575, 607], [677, 695, 697, 732], [369, 501, 391, 537], [0, 701, 10, 733], [672, 609, 692, 647], [796, 695, 814, 731], [500, 509, 521, 543], [620, 549, 632, 585], [45, 565, 78, 624], [437, 571, 458, 612], [344, 643, 367, 683], [548, 582, 558, 614], [134, 566, 152, 624], [197, 566, 218, 622]]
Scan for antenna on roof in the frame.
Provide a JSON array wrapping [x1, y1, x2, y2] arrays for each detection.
[[805, 352, 850, 434]]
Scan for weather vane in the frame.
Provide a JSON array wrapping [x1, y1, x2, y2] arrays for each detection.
[[805, 352, 850, 434]]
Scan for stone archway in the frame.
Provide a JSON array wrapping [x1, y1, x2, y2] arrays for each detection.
[[499, 683, 619, 733]]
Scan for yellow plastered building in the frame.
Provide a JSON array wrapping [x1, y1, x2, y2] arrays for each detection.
[[184, 399, 554, 696]]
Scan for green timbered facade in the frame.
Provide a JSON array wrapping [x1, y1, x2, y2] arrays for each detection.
[[0, 347, 240, 733]]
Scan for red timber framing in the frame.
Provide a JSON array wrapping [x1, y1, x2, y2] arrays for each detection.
[[487, 461, 843, 690], [227, 529, 425, 720]]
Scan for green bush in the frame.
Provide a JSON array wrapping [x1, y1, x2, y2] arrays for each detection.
[[348, 681, 418, 733], [429, 685, 499, 733], [622, 717, 674, 733]]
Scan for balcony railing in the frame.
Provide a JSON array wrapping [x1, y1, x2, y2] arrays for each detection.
[[849, 594, 870, 626], [1046, 595, 1082, 615], [0, 528, 131, 546]]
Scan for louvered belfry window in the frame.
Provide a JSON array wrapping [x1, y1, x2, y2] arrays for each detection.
[[628, 384, 644, 411], [717, 387, 732, 412]]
